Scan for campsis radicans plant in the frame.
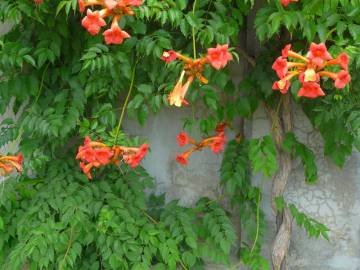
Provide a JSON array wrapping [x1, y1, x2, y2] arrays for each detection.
[[0, 153, 23, 176], [175, 124, 227, 166], [272, 43, 351, 98], [281, 0, 299, 6], [76, 136, 149, 179], [161, 44, 233, 107], [78, 0, 142, 45]]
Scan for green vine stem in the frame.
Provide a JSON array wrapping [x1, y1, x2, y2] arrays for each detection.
[[192, 0, 198, 59], [140, 209, 159, 224], [32, 62, 50, 106], [179, 259, 189, 270], [250, 191, 261, 253], [59, 226, 74, 270], [113, 60, 138, 145]]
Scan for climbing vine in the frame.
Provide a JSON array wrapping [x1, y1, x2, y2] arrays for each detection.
[[0, 0, 359, 269]]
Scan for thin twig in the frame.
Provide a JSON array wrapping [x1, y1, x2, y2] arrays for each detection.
[[192, 0, 198, 59], [179, 259, 189, 270], [59, 226, 74, 270], [236, 46, 256, 67], [33, 62, 50, 106], [141, 209, 159, 224], [250, 192, 261, 253], [114, 59, 139, 145]]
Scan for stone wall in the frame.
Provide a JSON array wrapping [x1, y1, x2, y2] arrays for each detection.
[[252, 105, 360, 270], [125, 102, 360, 270]]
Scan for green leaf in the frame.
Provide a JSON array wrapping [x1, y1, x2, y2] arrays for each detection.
[[182, 252, 196, 267], [274, 196, 286, 211], [137, 84, 153, 97], [249, 136, 278, 178], [23, 55, 37, 67], [185, 236, 197, 249], [283, 133, 318, 183]]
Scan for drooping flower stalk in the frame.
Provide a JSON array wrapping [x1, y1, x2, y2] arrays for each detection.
[[114, 60, 138, 145], [162, 44, 233, 107], [76, 136, 149, 180], [272, 43, 351, 98], [175, 124, 227, 166], [192, 0, 198, 59], [78, 0, 142, 45]]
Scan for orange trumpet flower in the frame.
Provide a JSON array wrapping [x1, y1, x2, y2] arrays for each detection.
[[175, 124, 227, 166], [162, 44, 233, 107], [78, 0, 142, 45], [76, 136, 149, 180], [0, 153, 23, 176], [272, 43, 351, 98]]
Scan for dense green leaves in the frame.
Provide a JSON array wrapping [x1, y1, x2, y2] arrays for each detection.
[[283, 132, 318, 183], [249, 135, 278, 178], [256, 0, 360, 43], [220, 140, 269, 269], [0, 161, 237, 269]]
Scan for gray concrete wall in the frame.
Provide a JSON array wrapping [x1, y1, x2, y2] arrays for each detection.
[[252, 105, 360, 270], [126, 102, 360, 270]]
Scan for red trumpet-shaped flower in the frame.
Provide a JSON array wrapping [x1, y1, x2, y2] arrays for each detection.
[[298, 82, 325, 99], [103, 18, 130, 45], [272, 43, 351, 98], [281, 0, 299, 6], [0, 153, 23, 176], [323, 53, 349, 70], [272, 57, 288, 79], [78, 0, 142, 45], [81, 9, 107, 36], [209, 132, 226, 154], [306, 43, 332, 66], [206, 44, 233, 70], [175, 126, 227, 166], [76, 136, 149, 180], [317, 70, 351, 89], [162, 44, 233, 107], [168, 71, 193, 107], [121, 144, 150, 168], [176, 132, 190, 147], [176, 149, 194, 166], [161, 50, 178, 64], [33, 0, 44, 4]]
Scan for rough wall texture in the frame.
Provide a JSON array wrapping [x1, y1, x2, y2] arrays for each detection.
[[125, 104, 360, 270], [252, 105, 360, 270]]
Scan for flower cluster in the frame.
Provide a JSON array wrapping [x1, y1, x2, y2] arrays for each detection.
[[161, 44, 233, 107], [175, 124, 227, 166], [78, 0, 142, 45], [272, 43, 351, 98], [0, 154, 23, 176], [281, 0, 298, 6], [76, 136, 149, 179]]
